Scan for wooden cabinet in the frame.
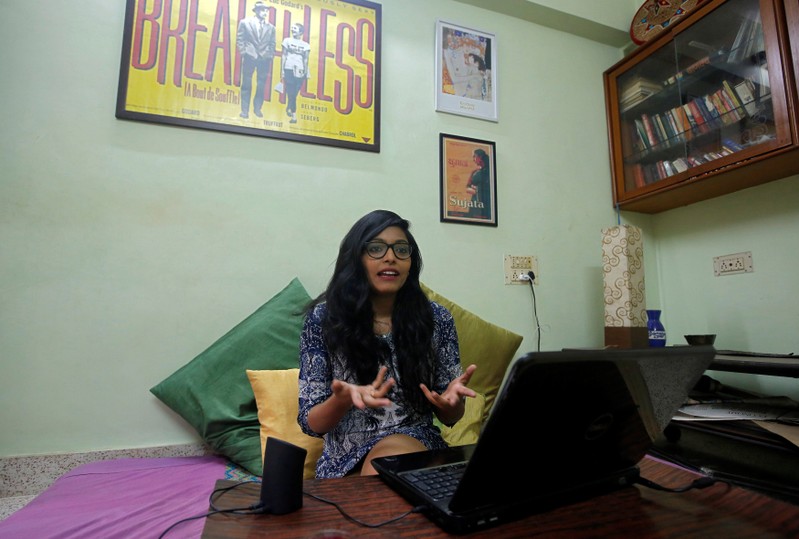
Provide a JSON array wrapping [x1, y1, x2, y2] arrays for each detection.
[[786, 0, 799, 98], [604, 0, 799, 213]]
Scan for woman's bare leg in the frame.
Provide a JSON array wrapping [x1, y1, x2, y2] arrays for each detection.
[[360, 434, 427, 476]]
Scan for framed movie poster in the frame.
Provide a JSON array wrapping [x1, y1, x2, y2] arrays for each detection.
[[439, 133, 497, 227], [116, 0, 381, 152], [435, 20, 497, 122]]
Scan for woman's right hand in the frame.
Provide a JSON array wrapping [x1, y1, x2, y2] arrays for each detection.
[[331, 365, 395, 410]]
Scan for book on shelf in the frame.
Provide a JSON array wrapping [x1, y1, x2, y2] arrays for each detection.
[[656, 160, 667, 178], [686, 99, 711, 133], [701, 95, 722, 126], [734, 79, 758, 116], [663, 49, 726, 87], [717, 87, 742, 121], [685, 155, 703, 167], [693, 96, 714, 127], [630, 163, 646, 188], [722, 138, 744, 152], [709, 90, 736, 124], [682, 103, 698, 132], [619, 76, 662, 112], [620, 76, 661, 100], [664, 109, 682, 141], [722, 80, 744, 115], [641, 114, 660, 147], [654, 113, 670, 142], [621, 120, 643, 154], [695, 95, 723, 129], [672, 157, 690, 173], [642, 163, 656, 184], [672, 105, 693, 138], [633, 118, 651, 150]]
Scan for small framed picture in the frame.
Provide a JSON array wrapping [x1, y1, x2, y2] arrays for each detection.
[[439, 133, 497, 226], [435, 20, 497, 122]]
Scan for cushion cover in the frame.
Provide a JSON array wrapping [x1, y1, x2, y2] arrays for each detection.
[[247, 368, 324, 480], [150, 278, 310, 475]]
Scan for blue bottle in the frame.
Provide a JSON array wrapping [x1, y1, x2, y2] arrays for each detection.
[[646, 309, 667, 347]]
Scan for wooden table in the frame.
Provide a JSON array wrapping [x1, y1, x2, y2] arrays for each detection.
[[201, 456, 799, 538]]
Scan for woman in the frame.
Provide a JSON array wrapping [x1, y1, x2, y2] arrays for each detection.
[[466, 148, 491, 219], [298, 210, 477, 478], [281, 22, 311, 124]]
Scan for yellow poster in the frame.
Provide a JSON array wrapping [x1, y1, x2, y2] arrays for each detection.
[[116, 0, 381, 151]]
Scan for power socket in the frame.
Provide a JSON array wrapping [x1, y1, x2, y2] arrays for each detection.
[[504, 255, 539, 285], [713, 251, 753, 276]]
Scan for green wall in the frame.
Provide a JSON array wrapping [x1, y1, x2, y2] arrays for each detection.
[[1, 0, 796, 458]]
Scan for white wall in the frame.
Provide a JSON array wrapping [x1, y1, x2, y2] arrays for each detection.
[[647, 177, 799, 400]]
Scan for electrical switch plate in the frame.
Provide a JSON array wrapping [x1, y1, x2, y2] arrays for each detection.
[[713, 251, 753, 276], [504, 255, 539, 285]]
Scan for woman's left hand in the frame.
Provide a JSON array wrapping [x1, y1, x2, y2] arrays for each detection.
[[420, 363, 477, 414]]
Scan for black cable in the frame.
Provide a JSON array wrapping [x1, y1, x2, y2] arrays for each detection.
[[208, 480, 264, 513], [526, 271, 541, 352], [635, 475, 720, 493], [158, 480, 263, 538], [304, 491, 426, 527], [159, 480, 423, 537]]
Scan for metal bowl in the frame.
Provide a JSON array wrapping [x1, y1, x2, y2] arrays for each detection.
[[684, 334, 716, 346]]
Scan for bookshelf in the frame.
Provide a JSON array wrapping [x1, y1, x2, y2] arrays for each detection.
[[604, 0, 799, 213]]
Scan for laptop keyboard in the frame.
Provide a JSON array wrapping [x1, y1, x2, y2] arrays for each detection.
[[401, 461, 467, 502]]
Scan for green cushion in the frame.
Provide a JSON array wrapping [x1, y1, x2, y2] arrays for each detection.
[[150, 278, 311, 475], [421, 283, 523, 422]]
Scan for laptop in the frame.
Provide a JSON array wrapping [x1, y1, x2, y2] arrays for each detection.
[[372, 346, 715, 534]]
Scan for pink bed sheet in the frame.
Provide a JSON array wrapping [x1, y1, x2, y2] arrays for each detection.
[[0, 456, 228, 539]]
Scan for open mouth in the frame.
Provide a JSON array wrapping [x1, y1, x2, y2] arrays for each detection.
[[377, 269, 399, 278]]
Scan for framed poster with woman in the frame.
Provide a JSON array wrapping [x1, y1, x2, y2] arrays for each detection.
[[439, 133, 497, 227], [435, 20, 497, 122]]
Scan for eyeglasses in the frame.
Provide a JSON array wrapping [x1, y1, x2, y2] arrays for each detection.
[[363, 241, 413, 260]]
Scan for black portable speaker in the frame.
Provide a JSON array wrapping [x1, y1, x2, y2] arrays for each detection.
[[259, 437, 307, 514]]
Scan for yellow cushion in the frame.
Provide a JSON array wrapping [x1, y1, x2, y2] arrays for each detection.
[[246, 369, 323, 480], [434, 392, 486, 446], [421, 283, 523, 422]]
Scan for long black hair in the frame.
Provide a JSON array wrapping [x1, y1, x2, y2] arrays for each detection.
[[310, 209, 435, 413]]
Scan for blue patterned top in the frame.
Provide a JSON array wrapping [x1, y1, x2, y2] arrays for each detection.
[[298, 301, 462, 478]]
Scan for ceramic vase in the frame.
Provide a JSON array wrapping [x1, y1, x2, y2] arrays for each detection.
[[646, 309, 667, 347]]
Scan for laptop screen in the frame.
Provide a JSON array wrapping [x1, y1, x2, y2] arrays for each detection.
[[449, 346, 715, 511]]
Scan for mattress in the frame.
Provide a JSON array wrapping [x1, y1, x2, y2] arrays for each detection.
[[0, 455, 251, 538]]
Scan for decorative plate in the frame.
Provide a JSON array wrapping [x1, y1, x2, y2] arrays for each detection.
[[630, 0, 706, 45]]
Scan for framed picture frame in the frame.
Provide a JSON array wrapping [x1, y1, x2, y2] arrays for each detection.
[[439, 133, 497, 226], [116, 0, 381, 152], [434, 20, 497, 122]]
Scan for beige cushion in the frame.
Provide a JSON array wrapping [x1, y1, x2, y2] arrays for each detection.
[[246, 368, 323, 480]]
